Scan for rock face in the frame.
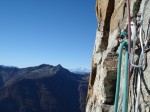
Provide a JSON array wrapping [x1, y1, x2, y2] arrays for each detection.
[[0, 64, 89, 112], [86, 0, 150, 111]]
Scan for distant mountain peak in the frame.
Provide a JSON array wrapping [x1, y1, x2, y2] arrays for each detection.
[[69, 67, 90, 74], [38, 64, 54, 68], [37, 64, 63, 70], [0, 65, 18, 69], [56, 64, 63, 69]]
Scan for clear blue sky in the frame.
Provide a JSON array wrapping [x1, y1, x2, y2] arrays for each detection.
[[0, 0, 97, 69]]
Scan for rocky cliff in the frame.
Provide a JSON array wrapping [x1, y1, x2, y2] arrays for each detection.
[[86, 0, 150, 111]]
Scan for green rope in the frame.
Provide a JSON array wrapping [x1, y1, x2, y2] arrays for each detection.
[[114, 40, 128, 112], [123, 45, 128, 112]]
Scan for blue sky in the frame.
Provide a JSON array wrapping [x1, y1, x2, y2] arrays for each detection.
[[0, 0, 97, 69]]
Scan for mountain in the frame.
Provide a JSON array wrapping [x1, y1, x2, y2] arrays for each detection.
[[0, 64, 89, 112], [70, 68, 90, 74]]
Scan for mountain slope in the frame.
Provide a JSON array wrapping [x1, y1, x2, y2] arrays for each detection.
[[0, 64, 89, 112]]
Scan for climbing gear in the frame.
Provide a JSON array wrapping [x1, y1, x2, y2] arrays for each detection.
[[134, 1, 149, 110], [130, 14, 147, 112], [130, 20, 144, 68], [121, 30, 127, 39], [114, 1, 131, 111], [135, 12, 145, 112], [114, 40, 128, 112], [117, 30, 127, 43], [131, 1, 149, 111], [114, 0, 150, 111]]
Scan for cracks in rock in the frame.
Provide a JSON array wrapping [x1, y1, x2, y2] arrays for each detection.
[[133, 68, 138, 111], [101, 52, 118, 105], [141, 70, 150, 95], [100, 0, 115, 50], [90, 66, 97, 87], [133, 0, 142, 18], [86, 59, 97, 103], [103, 70, 117, 105], [129, 65, 139, 111], [96, 0, 102, 23]]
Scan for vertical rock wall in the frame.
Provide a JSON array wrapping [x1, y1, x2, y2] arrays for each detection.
[[86, 0, 150, 111]]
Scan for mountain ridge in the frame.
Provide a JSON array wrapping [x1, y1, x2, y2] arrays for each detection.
[[0, 64, 89, 112]]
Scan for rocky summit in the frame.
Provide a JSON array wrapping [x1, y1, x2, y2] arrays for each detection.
[[0, 64, 89, 112]]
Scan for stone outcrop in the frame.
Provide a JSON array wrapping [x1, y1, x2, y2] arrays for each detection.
[[86, 0, 150, 111]]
